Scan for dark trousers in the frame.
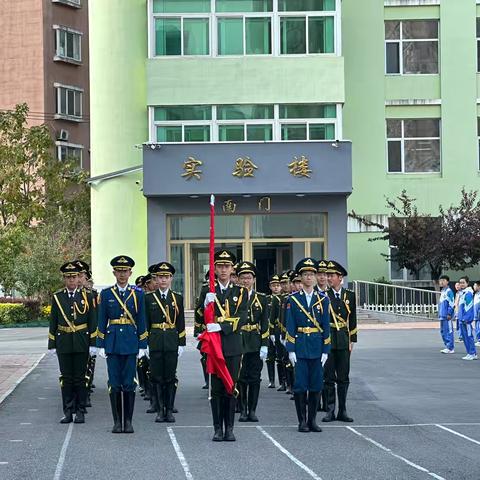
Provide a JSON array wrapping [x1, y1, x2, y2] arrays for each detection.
[[293, 357, 323, 394], [211, 355, 241, 398], [239, 352, 263, 385], [57, 352, 89, 387], [107, 354, 137, 392], [324, 349, 350, 388], [149, 351, 178, 385]]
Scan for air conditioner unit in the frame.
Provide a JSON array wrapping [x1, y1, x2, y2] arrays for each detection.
[[58, 129, 69, 141]]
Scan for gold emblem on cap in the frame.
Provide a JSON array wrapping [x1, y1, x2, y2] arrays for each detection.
[[118, 257, 128, 264], [219, 251, 230, 258], [240, 262, 250, 269], [159, 263, 169, 269], [66, 263, 75, 270], [305, 259, 315, 266], [327, 261, 335, 268], [319, 261, 327, 267]]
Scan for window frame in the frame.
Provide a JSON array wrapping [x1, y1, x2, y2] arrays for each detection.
[[477, 18, 480, 74], [148, 0, 341, 58], [54, 83, 83, 121], [52, 0, 81, 8], [53, 25, 82, 63], [386, 118, 441, 174], [150, 103, 341, 143], [56, 141, 84, 168], [385, 19, 439, 76]]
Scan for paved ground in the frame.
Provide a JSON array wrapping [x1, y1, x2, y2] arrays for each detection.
[[0, 327, 479, 480]]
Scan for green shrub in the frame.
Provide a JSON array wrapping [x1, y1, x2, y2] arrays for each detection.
[[0, 304, 29, 324]]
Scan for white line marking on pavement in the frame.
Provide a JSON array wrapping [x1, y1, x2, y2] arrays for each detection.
[[347, 427, 445, 480], [53, 423, 74, 480], [9, 440, 23, 442], [436, 424, 480, 445], [167, 427, 193, 480], [0, 462, 8, 465], [257, 426, 323, 480], [20, 423, 32, 425], [0, 354, 46, 405], [28, 409, 39, 412]]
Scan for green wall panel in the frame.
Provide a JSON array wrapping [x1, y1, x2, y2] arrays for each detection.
[[385, 75, 440, 100]]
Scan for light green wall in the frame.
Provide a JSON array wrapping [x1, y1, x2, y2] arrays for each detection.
[[384, 6, 440, 20], [385, 76, 440, 100], [147, 56, 345, 105], [89, 0, 149, 285]]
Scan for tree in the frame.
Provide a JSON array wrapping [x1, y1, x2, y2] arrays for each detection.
[[0, 103, 90, 302], [350, 189, 480, 281]]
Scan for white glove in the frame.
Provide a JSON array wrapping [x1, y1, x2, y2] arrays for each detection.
[[48, 348, 56, 356], [89, 347, 97, 356], [259, 346, 268, 360], [204, 292, 217, 307], [288, 352, 297, 367], [270, 335, 275, 345], [321, 353, 328, 367], [207, 323, 222, 333], [138, 349, 148, 359], [178, 346, 184, 358], [281, 338, 286, 346], [98, 348, 107, 358]]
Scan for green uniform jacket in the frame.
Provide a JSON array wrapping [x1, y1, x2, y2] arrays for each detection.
[[145, 290, 186, 352], [268, 294, 281, 338], [241, 291, 269, 353], [278, 293, 289, 340], [196, 282, 248, 357], [327, 288, 358, 350], [48, 288, 96, 353]]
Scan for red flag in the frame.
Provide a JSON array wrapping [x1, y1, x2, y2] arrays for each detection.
[[198, 195, 234, 395]]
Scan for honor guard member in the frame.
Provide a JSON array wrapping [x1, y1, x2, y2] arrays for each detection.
[[196, 250, 248, 442], [145, 262, 186, 423], [323, 261, 357, 423], [275, 271, 290, 391], [96, 256, 148, 434], [237, 262, 269, 422], [315, 260, 329, 411], [195, 271, 210, 390], [48, 262, 97, 424], [286, 258, 330, 432], [75, 260, 98, 409], [266, 274, 282, 388]]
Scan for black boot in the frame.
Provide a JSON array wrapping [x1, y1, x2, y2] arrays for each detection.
[[211, 397, 223, 442], [223, 397, 236, 441], [337, 384, 353, 422], [201, 357, 209, 389], [294, 393, 309, 432], [276, 362, 286, 391], [318, 389, 327, 412], [322, 384, 336, 423], [238, 383, 248, 422], [307, 392, 322, 432], [123, 391, 135, 433], [60, 385, 74, 424], [285, 367, 293, 395], [247, 383, 260, 422], [143, 376, 151, 401], [109, 391, 123, 433], [155, 384, 166, 423], [74, 386, 87, 424], [172, 381, 178, 414], [146, 383, 158, 413], [267, 361, 275, 388], [164, 383, 176, 423]]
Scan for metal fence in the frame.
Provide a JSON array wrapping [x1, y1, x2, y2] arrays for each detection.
[[353, 280, 440, 319]]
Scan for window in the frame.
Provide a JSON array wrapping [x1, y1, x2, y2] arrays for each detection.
[[56, 142, 83, 167], [386, 118, 440, 173], [55, 85, 82, 119], [280, 104, 336, 140], [385, 20, 438, 74], [389, 246, 431, 281], [54, 27, 82, 62], [52, 0, 81, 7], [477, 18, 480, 73], [152, 103, 338, 142], [151, 0, 337, 57]]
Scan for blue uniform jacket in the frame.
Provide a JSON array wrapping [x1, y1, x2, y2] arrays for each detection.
[[458, 287, 474, 323], [474, 292, 480, 322], [438, 287, 454, 320], [96, 285, 148, 355], [285, 290, 331, 359]]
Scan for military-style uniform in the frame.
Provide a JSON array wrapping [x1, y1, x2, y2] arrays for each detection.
[[48, 262, 96, 424], [286, 258, 331, 432], [266, 275, 281, 388], [97, 255, 148, 434], [237, 262, 269, 422], [145, 262, 186, 423], [196, 249, 248, 442], [323, 261, 357, 423]]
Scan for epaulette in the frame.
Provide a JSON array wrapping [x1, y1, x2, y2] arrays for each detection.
[[54, 288, 64, 295], [173, 291, 182, 297], [134, 286, 143, 292], [256, 292, 266, 298], [145, 291, 153, 296]]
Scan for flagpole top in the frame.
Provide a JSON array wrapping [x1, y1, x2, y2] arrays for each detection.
[[210, 194, 215, 206]]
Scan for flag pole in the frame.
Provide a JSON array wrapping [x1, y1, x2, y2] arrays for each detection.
[[208, 194, 215, 401]]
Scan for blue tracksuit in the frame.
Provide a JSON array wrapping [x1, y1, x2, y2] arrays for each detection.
[[474, 292, 480, 341], [438, 286, 454, 350], [458, 287, 476, 355], [97, 285, 148, 392], [285, 290, 331, 393]]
